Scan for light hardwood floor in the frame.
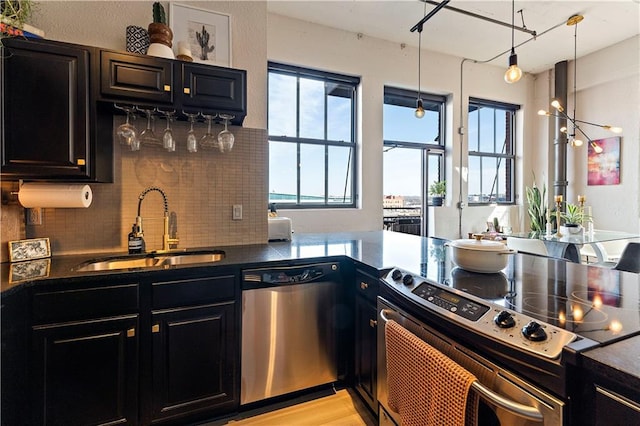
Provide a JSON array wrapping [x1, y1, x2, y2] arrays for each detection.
[[213, 389, 377, 426]]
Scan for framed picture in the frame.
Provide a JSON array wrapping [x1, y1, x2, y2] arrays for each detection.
[[170, 3, 231, 67], [9, 258, 51, 283], [8, 238, 51, 262], [588, 137, 621, 186]]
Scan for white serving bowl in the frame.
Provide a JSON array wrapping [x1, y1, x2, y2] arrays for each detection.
[[446, 237, 516, 273]]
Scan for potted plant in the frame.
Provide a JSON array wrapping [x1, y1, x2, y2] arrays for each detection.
[[147, 2, 173, 57], [429, 180, 446, 206], [1, 0, 33, 37], [560, 202, 591, 234], [525, 177, 548, 233]]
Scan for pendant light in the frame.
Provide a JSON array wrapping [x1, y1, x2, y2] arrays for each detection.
[[415, 24, 425, 119], [504, 0, 522, 84], [537, 14, 622, 154]]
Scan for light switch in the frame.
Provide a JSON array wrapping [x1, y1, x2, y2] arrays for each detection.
[[233, 205, 243, 220]]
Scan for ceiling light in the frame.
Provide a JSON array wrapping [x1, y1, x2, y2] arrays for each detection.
[[504, 0, 522, 84], [410, 0, 449, 119], [415, 22, 424, 119], [538, 15, 622, 153]]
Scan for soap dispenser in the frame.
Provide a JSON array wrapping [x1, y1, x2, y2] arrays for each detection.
[[128, 224, 145, 254]]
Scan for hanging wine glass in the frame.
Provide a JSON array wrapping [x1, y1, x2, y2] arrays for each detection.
[[183, 111, 199, 153], [139, 108, 161, 147], [114, 104, 139, 151], [200, 113, 218, 150], [160, 109, 176, 152], [217, 114, 235, 153]]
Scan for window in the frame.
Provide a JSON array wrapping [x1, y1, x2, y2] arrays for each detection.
[[268, 62, 359, 208], [383, 87, 446, 235], [467, 98, 518, 205]]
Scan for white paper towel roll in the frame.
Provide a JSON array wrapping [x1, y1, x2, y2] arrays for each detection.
[[18, 183, 93, 208]]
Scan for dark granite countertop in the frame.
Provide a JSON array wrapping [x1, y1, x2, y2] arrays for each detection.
[[0, 231, 440, 294]]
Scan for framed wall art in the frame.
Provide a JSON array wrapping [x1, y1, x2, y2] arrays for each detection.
[[170, 3, 231, 67], [587, 137, 621, 186], [8, 237, 51, 262]]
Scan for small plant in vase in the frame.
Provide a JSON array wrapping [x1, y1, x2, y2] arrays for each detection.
[[147, 2, 174, 58], [560, 203, 591, 234], [429, 180, 446, 206]]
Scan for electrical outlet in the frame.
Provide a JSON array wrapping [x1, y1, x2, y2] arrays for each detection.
[[27, 208, 43, 225], [232, 204, 243, 220]]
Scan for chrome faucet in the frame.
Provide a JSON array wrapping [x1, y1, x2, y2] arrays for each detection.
[[135, 187, 179, 252]]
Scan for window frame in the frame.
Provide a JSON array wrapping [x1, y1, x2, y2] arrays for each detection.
[[467, 97, 518, 206], [267, 62, 360, 209], [383, 87, 446, 207]]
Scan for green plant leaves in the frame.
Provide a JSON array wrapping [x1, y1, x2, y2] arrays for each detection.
[[525, 179, 547, 233]]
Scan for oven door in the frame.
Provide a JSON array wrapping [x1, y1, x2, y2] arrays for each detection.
[[377, 297, 565, 426]]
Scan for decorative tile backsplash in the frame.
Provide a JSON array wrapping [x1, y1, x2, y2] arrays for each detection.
[[22, 117, 269, 256]]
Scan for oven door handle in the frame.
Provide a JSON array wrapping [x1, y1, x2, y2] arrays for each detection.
[[379, 309, 544, 422]]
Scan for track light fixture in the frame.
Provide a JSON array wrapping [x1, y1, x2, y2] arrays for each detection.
[[538, 15, 621, 154], [504, 0, 522, 84]]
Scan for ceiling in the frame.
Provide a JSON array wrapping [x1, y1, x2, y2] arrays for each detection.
[[267, 0, 640, 73]]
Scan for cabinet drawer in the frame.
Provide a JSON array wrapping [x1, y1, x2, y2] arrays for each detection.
[[101, 51, 174, 103], [356, 269, 379, 302], [33, 283, 139, 324], [152, 275, 236, 309]]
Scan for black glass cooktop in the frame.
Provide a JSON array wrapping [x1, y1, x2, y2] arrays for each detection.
[[439, 256, 640, 345]]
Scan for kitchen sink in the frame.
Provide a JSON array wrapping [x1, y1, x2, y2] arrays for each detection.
[[74, 250, 226, 272]]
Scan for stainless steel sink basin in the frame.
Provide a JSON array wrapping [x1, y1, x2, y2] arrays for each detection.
[[160, 252, 225, 265], [74, 250, 226, 272]]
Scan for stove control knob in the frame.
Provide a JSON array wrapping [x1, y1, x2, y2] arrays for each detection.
[[494, 310, 516, 328], [522, 321, 547, 342], [391, 269, 403, 281], [402, 274, 414, 286]]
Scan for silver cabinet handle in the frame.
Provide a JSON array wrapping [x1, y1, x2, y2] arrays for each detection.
[[379, 309, 543, 422]]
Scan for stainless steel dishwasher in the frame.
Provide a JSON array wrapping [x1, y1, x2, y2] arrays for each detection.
[[241, 262, 340, 405]]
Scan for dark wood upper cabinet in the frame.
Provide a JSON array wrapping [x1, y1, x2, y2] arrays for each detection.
[[99, 50, 246, 125], [0, 37, 113, 182], [100, 50, 174, 104], [180, 62, 246, 124]]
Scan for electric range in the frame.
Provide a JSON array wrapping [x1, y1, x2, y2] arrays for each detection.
[[378, 253, 640, 400]]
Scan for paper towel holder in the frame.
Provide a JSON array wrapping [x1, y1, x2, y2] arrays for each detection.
[[17, 181, 93, 208]]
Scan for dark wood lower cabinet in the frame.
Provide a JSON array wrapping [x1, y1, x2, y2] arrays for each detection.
[[150, 302, 237, 423], [354, 296, 377, 412], [31, 315, 139, 426]]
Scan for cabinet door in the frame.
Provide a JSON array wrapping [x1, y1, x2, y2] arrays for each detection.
[[1, 39, 92, 179], [31, 315, 139, 426], [594, 386, 640, 425], [354, 296, 377, 412], [100, 51, 174, 104], [151, 302, 237, 422], [180, 62, 246, 125]]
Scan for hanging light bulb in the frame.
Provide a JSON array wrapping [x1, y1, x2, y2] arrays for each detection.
[[415, 18, 424, 119], [504, 0, 522, 84], [415, 99, 425, 118], [504, 49, 522, 83], [590, 141, 603, 154]]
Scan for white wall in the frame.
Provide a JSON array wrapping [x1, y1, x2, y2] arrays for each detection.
[[268, 13, 532, 239]]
